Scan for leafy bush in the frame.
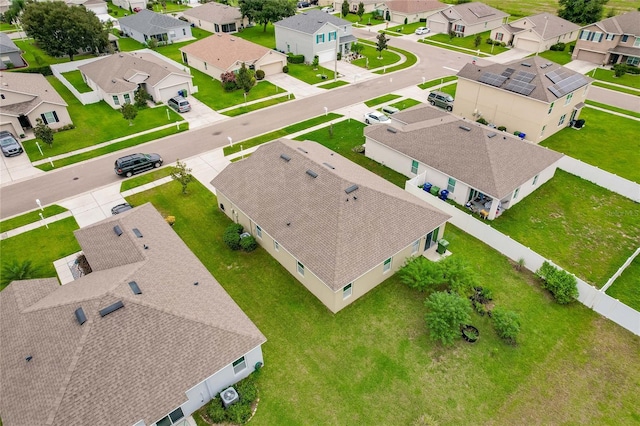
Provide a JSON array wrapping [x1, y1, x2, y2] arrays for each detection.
[[240, 235, 258, 252], [492, 307, 521, 344], [207, 398, 226, 423], [476, 117, 488, 125], [486, 38, 494, 45], [17, 66, 52, 76], [613, 64, 626, 77], [287, 54, 305, 64], [535, 261, 579, 304], [255, 69, 265, 80], [220, 71, 237, 91], [282, 65, 289, 73], [351, 144, 365, 153], [227, 402, 252, 424], [550, 42, 566, 51], [227, 223, 243, 233], [424, 291, 471, 346], [236, 375, 258, 402], [223, 223, 243, 250], [497, 125, 507, 132], [440, 256, 479, 296], [398, 257, 444, 292]]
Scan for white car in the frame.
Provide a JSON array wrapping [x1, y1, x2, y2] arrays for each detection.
[[415, 27, 430, 35], [321, 6, 334, 12], [364, 112, 390, 125]]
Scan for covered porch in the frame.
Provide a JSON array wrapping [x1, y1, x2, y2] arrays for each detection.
[[464, 189, 509, 220]]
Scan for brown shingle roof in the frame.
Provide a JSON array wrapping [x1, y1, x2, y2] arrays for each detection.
[[596, 10, 640, 35], [180, 34, 278, 71], [0, 71, 68, 116], [365, 105, 563, 199], [510, 12, 580, 40], [0, 203, 265, 426], [441, 2, 508, 25], [182, 2, 242, 24], [211, 140, 450, 291], [386, 0, 445, 14]]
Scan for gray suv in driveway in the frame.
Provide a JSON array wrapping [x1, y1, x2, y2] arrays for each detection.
[[0, 131, 23, 157], [428, 91, 454, 111]]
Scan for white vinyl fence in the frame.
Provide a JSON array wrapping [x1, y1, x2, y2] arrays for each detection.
[[51, 59, 102, 105], [558, 156, 640, 202], [407, 174, 640, 336]]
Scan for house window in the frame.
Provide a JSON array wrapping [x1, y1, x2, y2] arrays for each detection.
[[634, 37, 640, 47], [123, 93, 131, 104], [447, 177, 456, 193], [222, 23, 236, 32], [579, 30, 590, 40], [621, 35, 628, 42], [533, 174, 539, 185], [495, 32, 503, 41], [513, 188, 520, 199], [411, 160, 418, 174], [343, 283, 352, 299], [297, 261, 304, 276], [274, 241, 279, 251], [412, 239, 420, 255], [214, 24, 220, 32], [329, 31, 337, 41], [256, 225, 262, 239], [627, 56, 640, 66], [113, 95, 120, 105], [316, 34, 325, 43], [454, 24, 465, 33], [564, 92, 573, 105], [589, 31, 603, 42], [548, 102, 554, 114], [558, 114, 566, 126], [155, 408, 184, 426], [540, 125, 546, 137], [606, 33, 614, 41], [219, 203, 225, 211], [182, 28, 186, 36], [232, 356, 247, 374], [383, 257, 392, 273], [41, 111, 59, 125]]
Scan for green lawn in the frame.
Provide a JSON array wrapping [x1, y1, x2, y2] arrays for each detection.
[[153, 27, 212, 62], [365, 94, 401, 107], [234, 23, 277, 49], [382, 22, 424, 35], [536, 48, 574, 65], [14, 39, 96, 68], [370, 43, 418, 74], [120, 168, 173, 192], [61, 70, 92, 93], [0, 205, 68, 234], [457, 0, 635, 18], [584, 100, 640, 119], [591, 67, 640, 90], [438, 83, 457, 97], [112, 31, 145, 52], [23, 76, 183, 159], [419, 76, 458, 90], [0, 217, 80, 291], [591, 80, 640, 96], [490, 170, 640, 288], [285, 63, 335, 84], [341, 12, 382, 25], [540, 108, 640, 183], [422, 31, 509, 56], [0, 23, 17, 31], [222, 94, 293, 117], [351, 44, 401, 69], [389, 98, 421, 110], [606, 256, 640, 311], [318, 80, 349, 89], [123, 179, 640, 425]]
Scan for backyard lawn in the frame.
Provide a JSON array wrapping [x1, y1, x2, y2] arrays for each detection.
[[540, 108, 640, 183], [14, 39, 96, 67], [605, 256, 640, 311], [422, 31, 509, 56], [61, 70, 92, 93], [234, 23, 277, 49], [490, 169, 640, 288], [122, 179, 640, 425]]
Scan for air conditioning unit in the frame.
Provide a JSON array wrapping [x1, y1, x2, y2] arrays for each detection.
[[220, 387, 239, 408]]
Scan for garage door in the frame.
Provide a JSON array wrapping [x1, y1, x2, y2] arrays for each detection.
[[159, 85, 189, 102], [260, 62, 283, 76], [575, 49, 605, 64], [515, 38, 540, 52], [317, 49, 334, 63], [428, 20, 447, 34]]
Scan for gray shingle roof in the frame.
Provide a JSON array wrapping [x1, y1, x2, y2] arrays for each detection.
[[211, 140, 450, 291], [0, 32, 19, 53], [510, 12, 580, 40], [456, 55, 592, 103], [182, 2, 242, 24], [596, 10, 640, 36], [0, 203, 266, 426], [0, 71, 68, 117], [274, 9, 351, 34], [365, 105, 563, 199], [119, 9, 188, 35]]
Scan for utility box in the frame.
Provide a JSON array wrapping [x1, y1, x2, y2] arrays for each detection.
[[437, 239, 449, 255]]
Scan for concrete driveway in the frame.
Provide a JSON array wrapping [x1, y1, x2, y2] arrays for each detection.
[[0, 150, 44, 187], [564, 60, 597, 74]]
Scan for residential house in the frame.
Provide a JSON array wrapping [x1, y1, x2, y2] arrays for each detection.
[[211, 139, 451, 313], [274, 10, 357, 63], [77, 51, 194, 108], [66, 0, 108, 16], [491, 12, 579, 52], [333, 0, 385, 15], [0, 33, 26, 69], [119, 9, 192, 45], [454, 56, 592, 142], [572, 10, 640, 67], [182, 2, 246, 34], [364, 104, 563, 220], [385, 0, 446, 25], [427, 2, 508, 36], [0, 71, 72, 136], [180, 33, 287, 79], [112, 0, 146, 14], [0, 203, 266, 426]]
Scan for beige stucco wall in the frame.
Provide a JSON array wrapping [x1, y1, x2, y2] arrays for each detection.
[[28, 103, 72, 131], [0, 116, 22, 136], [453, 77, 589, 142], [572, 25, 623, 64], [181, 52, 225, 80]]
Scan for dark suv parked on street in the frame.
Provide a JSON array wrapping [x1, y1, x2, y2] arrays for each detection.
[[114, 153, 163, 177]]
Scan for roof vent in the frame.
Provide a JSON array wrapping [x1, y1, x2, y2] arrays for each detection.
[[280, 154, 291, 162], [322, 162, 335, 169], [297, 147, 308, 154], [306, 169, 318, 178], [487, 132, 497, 138], [345, 184, 359, 194], [521, 62, 532, 67], [99, 301, 124, 317], [113, 225, 123, 236], [74, 307, 87, 325], [132, 228, 143, 238], [111, 79, 116, 83], [128, 281, 142, 295], [459, 126, 471, 131], [387, 127, 397, 133], [25, 356, 33, 362]]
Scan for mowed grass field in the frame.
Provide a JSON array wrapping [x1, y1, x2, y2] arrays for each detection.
[[441, 0, 636, 18]]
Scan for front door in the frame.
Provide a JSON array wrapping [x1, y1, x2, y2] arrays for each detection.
[[18, 115, 31, 130], [425, 227, 440, 250], [570, 108, 578, 123]]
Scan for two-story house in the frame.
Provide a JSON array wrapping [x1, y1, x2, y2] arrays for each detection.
[[491, 12, 580, 53]]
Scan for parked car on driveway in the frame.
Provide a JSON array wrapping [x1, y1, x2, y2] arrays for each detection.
[[168, 96, 191, 113], [415, 27, 430, 35], [114, 153, 163, 177], [364, 111, 390, 125], [0, 131, 23, 157], [297, 1, 310, 8], [428, 91, 454, 111], [321, 6, 334, 12]]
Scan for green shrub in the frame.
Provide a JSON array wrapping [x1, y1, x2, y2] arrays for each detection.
[[626, 65, 640, 74], [282, 65, 289, 73], [492, 308, 521, 344], [207, 398, 226, 423], [240, 235, 258, 252], [535, 261, 579, 304], [223, 223, 243, 250], [227, 223, 243, 233], [236, 376, 258, 402], [351, 144, 365, 153], [17, 66, 52, 76], [497, 126, 507, 132], [255, 69, 265, 80], [476, 117, 488, 125], [550, 42, 566, 51], [425, 291, 472, 346], [486, 38, 494, 45], [398, 256, 444, 292], [287, 54, 305, 64], [227, 401, 252, 424]]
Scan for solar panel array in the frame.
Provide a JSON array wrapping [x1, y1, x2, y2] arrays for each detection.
[[501, 68, 516, 77], [545, 68, 572, 83], [548, 74, 588, 97], [512, 71, 536, 83], [505, 80, 536, 96], [478, 72, 507, 87]]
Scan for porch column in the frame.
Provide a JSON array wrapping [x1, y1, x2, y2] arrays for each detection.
[[487, 198, 499, 220]]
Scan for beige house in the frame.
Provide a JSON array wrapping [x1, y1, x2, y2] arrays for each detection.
[[491, 12, 580, 52], [572, 11, 640, 67], [454, 56, 592, 142], [364, 105, 563, 220], [0, 204, 266, 426], [182, 2, 247, 34], [385, 0, 446, 25], [211, 139, 451, 314], [427, 2, 508, 36], [180, 34, 287, 79], [0, 71, 72, 137], [78, 51, 194, 108], [333, 0, 384, 15]]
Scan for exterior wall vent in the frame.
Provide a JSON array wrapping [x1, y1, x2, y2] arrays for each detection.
[[459, 126, 471, 131], [306, 169, 318, 178], [74, 307, 87, 325], [99, 301, 124, 317], [113, 225, 123, 236]]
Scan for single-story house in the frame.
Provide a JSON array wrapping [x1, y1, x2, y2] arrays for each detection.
[[119, 9, 192, 45], [180, 33, 287, 78], [0, 71, 72, 136], [274, 9, 357, 63], [0, 203, 266, 426], [333, 0, 384, 15], [364, 105, 564, 220], [66, 0, 108, 16], [0, 32, 26, 69], [385, 0, 447, 25], [491, 12, 580, 52], [112, 0, 146, 14], [572, 10, 640, 67], [211, 139, 451, 313], [454, 56, 592, 142], [78, 51, 194, 108], [181, 2, 246, 34], [427, 2, 508, 36]]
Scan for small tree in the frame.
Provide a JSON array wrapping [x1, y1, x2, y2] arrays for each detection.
[[375, 32, 389, 59], [474, 34, 482, 48], [448, 30, 456, 40], [170, 159, 193, 194], [236, 62, 255, 94], [440, 256, 479, 296], [134, 87, 150, 108], [34, 118, 54, 148], [398, 257, 444, 292], [536, 261, 579, 304], [220, 71, 237, 91], [120, 103, 137, 126], [357, 1, 365, 21], [425, 291, 471, 346], [1, 260, 41, 287], [341, 0, 349, 17], [312, 55, 319, 69], [492, 308, 521, 345], [147, 38, 158, 49], [351, 42, 364, 56]]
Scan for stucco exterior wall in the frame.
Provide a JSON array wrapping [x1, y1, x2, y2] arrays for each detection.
[[182, 53, 225, 80], [0, 117, 22, 136], [28, 103, 72, 131], [276, 26, 316, 62], [572, 25, 622, 64]]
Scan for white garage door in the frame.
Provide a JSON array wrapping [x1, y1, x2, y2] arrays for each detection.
[[428, 20, 447, 34], [260, 62, 283, 76], [515, 38, 540, 52], [317, 49, 335, 63], [159, 85, 189, 102]]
